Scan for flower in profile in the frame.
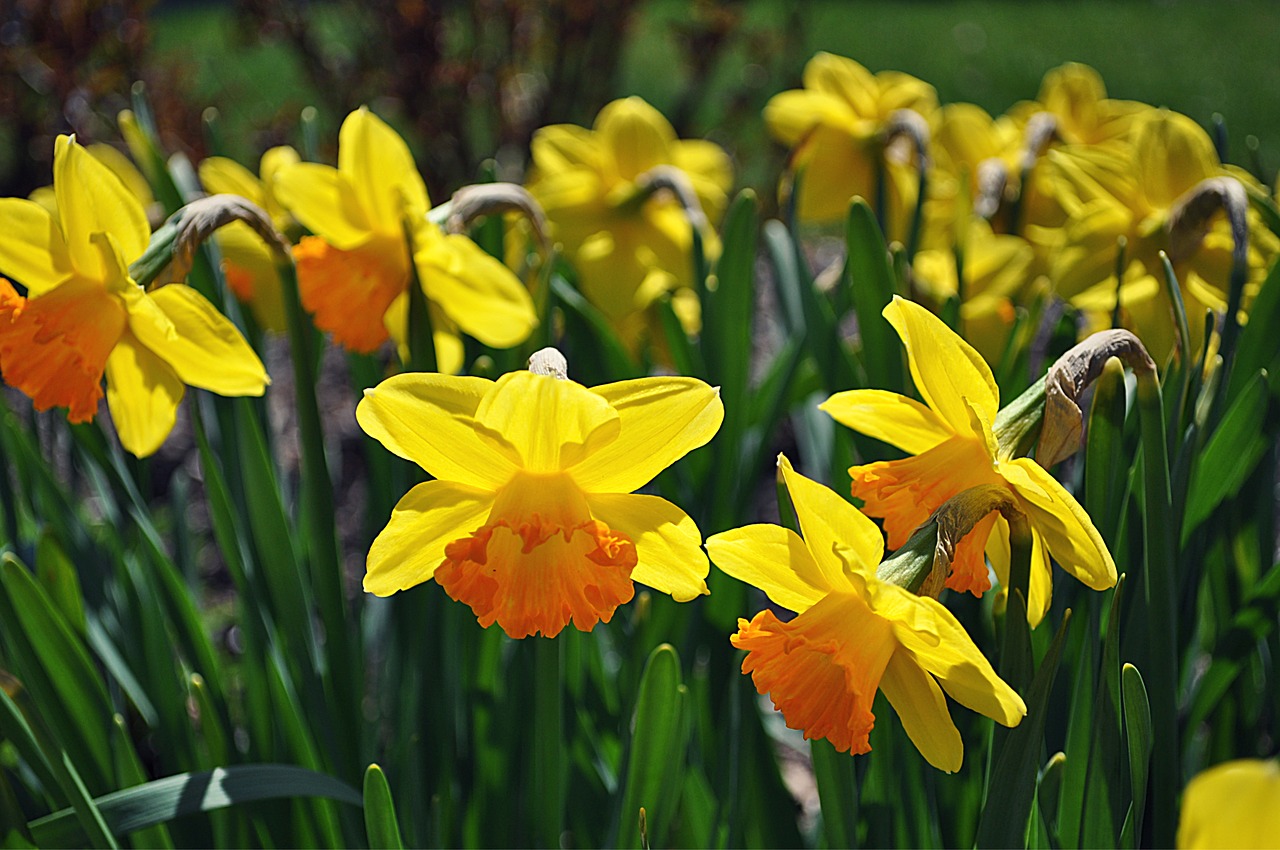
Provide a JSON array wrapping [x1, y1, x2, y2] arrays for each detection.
[[274, 107, 536, 371], [199, 146, 300, 332], [1049, 108, 1278, 362], [356, 348, 722, 638], [820, 296, 1115, 624], [526, 97, 733, 354], [0, 135, 269, 457], [1177, 759, 1280, 849], [764, 52, 935, 235], [706, 454, 1025, 771]]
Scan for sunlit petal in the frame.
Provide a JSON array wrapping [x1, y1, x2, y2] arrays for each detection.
[[587, 492, 708, 602], [879, 650, 962, 773], [104, 332, 184, 458], [705, 523, 829, 613], [820, 388, 954, 454]]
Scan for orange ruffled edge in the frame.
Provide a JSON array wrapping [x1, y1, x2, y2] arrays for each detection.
[[0, 278, 125, 423], [435, 513, 639, 639], [293, 236, 407, 353]]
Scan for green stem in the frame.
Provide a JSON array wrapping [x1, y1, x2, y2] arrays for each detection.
[[533, 638, 564, 848], [1136, 369, 1178, 849], [278, 256, 360, 783]]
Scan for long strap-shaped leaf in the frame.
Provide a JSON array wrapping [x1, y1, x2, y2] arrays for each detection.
[[27, 764, 361, 847]]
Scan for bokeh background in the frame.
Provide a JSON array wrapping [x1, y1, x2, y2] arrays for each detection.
[[4, 0, 1278, 206]]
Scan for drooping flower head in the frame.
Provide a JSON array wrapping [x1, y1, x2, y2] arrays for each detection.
[[820, 296, 1116, 624], [274, 107, 536, 371], [706, 455, 1025, 771], [526, 97, 733, 354], [0, 135, 269, 457], [764, 52, 936, 236], [356, 348, 723, 638], [1049, 108, 1278, 362], [199, 146, 301, 332]]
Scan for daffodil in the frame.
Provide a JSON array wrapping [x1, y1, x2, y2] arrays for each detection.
[[199, 146, 300, 332], [1008, 62, 1146, 149], [274, 107, 536, 371], [706, 454, 1025, 772], [1177, 759, 1280, 849], [526, 97, 732, 354], [0, 135, 269, 457], [764, 52, 935, 235], [911, 219, 1035, 366], [356, 348, 722, 638], [1049, 108, 1278, 362], [820, 296, 1116, 624]]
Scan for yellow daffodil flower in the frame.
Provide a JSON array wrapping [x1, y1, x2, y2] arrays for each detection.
[[912, 219, 1036, 365], [820, 296, 1116, 624], [0, 135, 269, 457], [274, 107, 536, 371], [1178, 759, 1280, 849], [764, 52, 935, 234], [526, 97, 732, 354], [921, 103, 1022, 247], [356, 349, 722, 638], [1008, 62, 1146, 149], [199, 146, 301, 332], [1049, 108, 1278, 362], [706, 454, 1025, 772]]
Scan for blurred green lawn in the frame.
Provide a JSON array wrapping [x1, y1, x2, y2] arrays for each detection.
[[154, 0, 1280, 191]]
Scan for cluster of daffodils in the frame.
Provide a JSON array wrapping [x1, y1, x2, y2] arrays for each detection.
[[1, 50, 1273, 789], [768, 54, 1279, 365]]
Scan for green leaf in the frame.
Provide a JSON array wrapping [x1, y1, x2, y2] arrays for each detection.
[[1229, 235, 1280, 399], [1183, 371, 1271, 541], [0, 556, 114, 795], [1035, 751, 1066, 849], [976, 609, 1073, 849], [845, 198, 906, 393], [616, 644, 687, 849], [27, 764, 362, 847], [33, 535, 86, 637], [550, 274, 639, 380], [812, 737, 858, 849], [1120, 664, 1152, 848], [363, 765, 405, 850]]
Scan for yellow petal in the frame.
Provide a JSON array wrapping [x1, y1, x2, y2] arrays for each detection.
[[595, 97, 676, 182], [778, 454, 884, 581], [273, 162, 372, 250], [356, 372, 520, 488], [0, 198, 73, 295], [1000, 458, 1118, 591], [127, 284, 268, 396], [586, 492, 708, 602], [199, 156, 265, 206], [1177, 759, 1280, 850], [803, 52, 878, 117], [54, 135, 150, 273], [339, 107, 430, 231], [670, 139, 733, 219], [363, 480, 494, 596], [986, 517, 1055, 627], [705, 524, 829, 613], [412, 226, 537, 348], [474, 371, 620, 473], [104, 331, 184, 458], [1133, 109, 1219, 212], [86, 144, 153, 208], [884, 295, 999, 435], [879, 649, 962, 773], [873, 582, 1026, 727], [791, 122, 874, 223], [258, 146, 301, 222], [934, 103, 1000, 173], [530, 124, 601, 175], [820, 388, 954, 454], [569, 376, 722, 493], [216, 222, 287, 332], [1038, 63, 1105, 141], [763, 89, 858, 146]]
